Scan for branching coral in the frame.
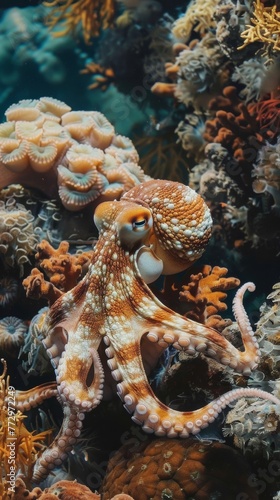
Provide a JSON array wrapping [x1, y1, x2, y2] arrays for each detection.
[[239, 0, 280, 54], [0, 360, 51, 498], [178, 265, 240, 331], [172, 0, 218, 43], [45, 0, 116, 44], [100, 437, 258, 499], [0, 97, 147, 211], [23, 239, 93, 304]]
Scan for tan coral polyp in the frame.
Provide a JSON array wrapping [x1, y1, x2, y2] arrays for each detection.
[[27, 143, 58, 172], [107, 135, 139, 163], [0, 122, 15, 141], [5, 101, 41, 122], [41, 134, 72, 157], [61, 111, 94, 141], [67, 144, 104, 173], [0, 140, 28, 172], [42, 120, 65, 137], [39, 97, 72, 118], [88, 111, 115, 149], [15, 121, 43, 144]]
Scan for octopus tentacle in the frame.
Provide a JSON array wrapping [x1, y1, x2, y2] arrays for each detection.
[[105, 335, 280, 438], [142, 281, 260, 375], [232, 282, 260, 373], [14, 382, 57, 412], [32, 405, 85, 482], [127, 386, 280, 438], [57, 347, 104, 410]]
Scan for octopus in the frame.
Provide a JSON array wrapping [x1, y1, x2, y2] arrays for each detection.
[[16, 179, 280, 482]]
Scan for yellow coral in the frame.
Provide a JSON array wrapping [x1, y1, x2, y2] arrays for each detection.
[[44, 0, 116, 44], [172, 0, 218, 43], [0, 360, 51, 498], [239, 0, 280, 52]]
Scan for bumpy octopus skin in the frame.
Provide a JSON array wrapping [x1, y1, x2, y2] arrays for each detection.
[[16, 180, 280, 481]]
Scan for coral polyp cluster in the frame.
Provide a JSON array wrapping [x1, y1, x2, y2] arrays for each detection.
[[0, 97, 148, 211]]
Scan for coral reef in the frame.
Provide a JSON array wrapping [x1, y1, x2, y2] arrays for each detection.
[[151, 0, 280, 257], [100, 437, 259, 499], [13, 179, 280, 487], [0, 97, 148, 211]]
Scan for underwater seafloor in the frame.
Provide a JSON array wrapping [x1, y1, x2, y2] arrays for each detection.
[[0, 0, 280, 499]]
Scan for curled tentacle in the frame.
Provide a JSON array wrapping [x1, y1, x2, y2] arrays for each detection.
[[232, 282, 260, 372], [141, 281, 260, 376], [57, 347, 104, 410], [105, 335, 280, 438], [14, 382, 57, 412]]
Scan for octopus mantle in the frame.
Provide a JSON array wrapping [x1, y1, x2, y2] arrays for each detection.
[[17, 179, 280, 481]]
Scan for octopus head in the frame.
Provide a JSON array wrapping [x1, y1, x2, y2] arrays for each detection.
[[94, 179, 212, 281], [123, 179, 213, 275]]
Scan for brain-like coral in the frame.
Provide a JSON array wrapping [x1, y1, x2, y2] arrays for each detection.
[[0, 195, 38, 275], [0, 97, 148, 211], [100, 437, 258, 499]]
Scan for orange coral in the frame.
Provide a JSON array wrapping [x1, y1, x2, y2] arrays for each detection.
[[9, 478, 134, 499], [100, 437, 258, 499], [45, 0, 116, 44], [204, 85, 263, 165], [23, 240, 92, 304], [81, 62, 115, 91], [179, 265, 240, 331]]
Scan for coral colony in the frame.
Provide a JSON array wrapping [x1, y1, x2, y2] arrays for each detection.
[[0, 1, 280, 499]]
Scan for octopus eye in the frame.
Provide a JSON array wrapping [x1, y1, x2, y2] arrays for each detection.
[[118, 207, 153, 246], [132, 218, 147, 230]]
